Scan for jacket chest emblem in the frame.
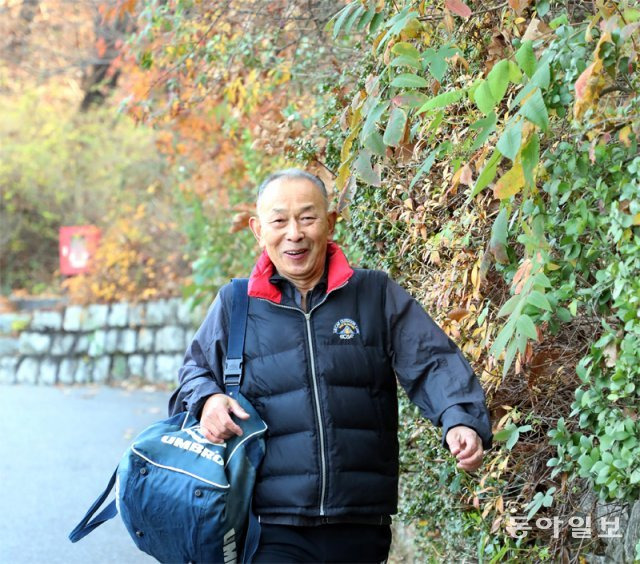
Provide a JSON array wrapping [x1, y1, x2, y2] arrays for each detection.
[[333, 318, 360, 340]]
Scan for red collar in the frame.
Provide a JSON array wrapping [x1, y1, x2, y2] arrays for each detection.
[[247, 241, 354, 303]]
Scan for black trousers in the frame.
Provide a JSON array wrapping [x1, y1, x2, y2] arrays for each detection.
[[252, 523, 392, 563]]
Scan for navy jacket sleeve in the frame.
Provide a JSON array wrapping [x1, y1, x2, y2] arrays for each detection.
[[384, 277, 492, 449], [168, 287, 230, 418]]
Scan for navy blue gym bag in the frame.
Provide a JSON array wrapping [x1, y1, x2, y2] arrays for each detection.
[[69, 279, 267, 563]]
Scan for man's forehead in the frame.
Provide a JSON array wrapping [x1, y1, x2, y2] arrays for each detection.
[[257, 178, 327, 213], [269, 203, 319, 213]]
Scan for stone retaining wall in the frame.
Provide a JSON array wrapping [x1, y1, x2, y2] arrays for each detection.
[[0, 298, 207, 385]]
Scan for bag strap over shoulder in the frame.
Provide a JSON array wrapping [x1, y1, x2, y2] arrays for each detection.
[[224, 278, 249, 399]]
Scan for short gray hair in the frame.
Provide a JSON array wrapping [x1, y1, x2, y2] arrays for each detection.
[[257, 168, 328, 204]]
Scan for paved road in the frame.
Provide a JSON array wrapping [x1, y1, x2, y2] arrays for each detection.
[[0, 384, 171, 564]]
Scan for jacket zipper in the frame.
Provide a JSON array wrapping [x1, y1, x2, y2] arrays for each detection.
[[256, 280, 348, 516], [302, 310, 326, 515]]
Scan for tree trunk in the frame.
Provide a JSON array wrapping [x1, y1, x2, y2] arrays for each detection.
[[79, 9, 133, 111]]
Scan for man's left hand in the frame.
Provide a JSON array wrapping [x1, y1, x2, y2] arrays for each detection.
[[445, 426, 483, 471]]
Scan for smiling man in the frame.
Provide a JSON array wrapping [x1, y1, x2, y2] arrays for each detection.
[[169, 169, 492, 563]]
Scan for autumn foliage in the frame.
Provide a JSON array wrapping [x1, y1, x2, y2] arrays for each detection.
[[3, 0, 640, 560]]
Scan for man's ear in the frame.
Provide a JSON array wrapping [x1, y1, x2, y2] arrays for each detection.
[[248, 216, 264, 247], [327, 211, 338, 239]]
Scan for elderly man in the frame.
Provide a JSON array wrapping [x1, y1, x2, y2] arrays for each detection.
[[169, 169, 492, 562]]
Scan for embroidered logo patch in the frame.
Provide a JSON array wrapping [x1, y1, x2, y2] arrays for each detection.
[[333, 318, 360, 340]]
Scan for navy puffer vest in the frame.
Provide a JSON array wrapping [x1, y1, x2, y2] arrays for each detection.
[[218, 267, 399, 519]]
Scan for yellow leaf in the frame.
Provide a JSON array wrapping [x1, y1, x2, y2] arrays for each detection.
[[471, 262, 479, 289], [633, 213, 640, 226], [493, 163, 525, 199], [574, 32, 610, 119], [619, 126, 632, 147], [335, 161, 351, 192], [448, 308, 470, 321], [450, 167, 463, 190]]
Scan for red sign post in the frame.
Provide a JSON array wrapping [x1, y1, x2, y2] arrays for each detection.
[[59, 225, 101, 275]]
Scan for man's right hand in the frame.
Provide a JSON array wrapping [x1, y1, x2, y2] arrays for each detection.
[[199, 394, 250, 443]]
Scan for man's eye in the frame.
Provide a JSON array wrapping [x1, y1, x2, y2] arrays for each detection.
[[272, 219, 285, 224], [302, 216, 316, 221]]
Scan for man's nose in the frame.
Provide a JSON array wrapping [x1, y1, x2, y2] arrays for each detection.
[[286, 220, 303, 240]]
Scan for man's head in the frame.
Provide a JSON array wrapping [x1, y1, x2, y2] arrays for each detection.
[[249, 169, 337, 293]]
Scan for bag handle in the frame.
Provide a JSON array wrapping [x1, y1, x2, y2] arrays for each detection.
[[68, 470, 118, 542], [223, 278, 249, 398]]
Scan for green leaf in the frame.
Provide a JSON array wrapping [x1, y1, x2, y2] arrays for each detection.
[[391, 42, 421, 59], [424, 110, 444, 141], [473, 80, 496, 115], [377, 7, 420, 51], [531, 61, 551, 90], [569, 300, 578, 316], [491, 316, 517, 357], [409, 151, 436, 189], [487, 59, 510, 105], [520, 89, 549, 131], [506, 425, 521, 449], [516, 330, 528, 355], [550, 13, 569, 29], [527, 290, 552, 311], [516, 314, 538, 340], [521, 132, 540, 187], [623, 8, 640, 22], [356, 2, 377, 31], [470, 149, 501, 197], [392, 92, 429, 108], [330, 3, 357, 38], [526, 492, 545, 520], [343, 4, 365, 35], [537, 0, 550, 18], [490, 207, 511, 267], [363, 131, 386, 157], [508, 61, 523, 83], [469, 112, 497, 151], [422, 45, 457, 81], [417, 89, 465, 113], [390, 55, 422, 70], [498, 294, 521, 318], [496, 119, 523, 162], [140, 51, 153, 69], [360, 100, 389, 143], [354, 150, 381, 186], [510, 55, 550, 109], [493, 425, 516, 442], [383, 107, 407, 147], [503, 339, 518, 377], [516, 40, 536, 78], [369, 11, 384, 33], [532, 272, 551, 288], [391, 73, 429, 88]]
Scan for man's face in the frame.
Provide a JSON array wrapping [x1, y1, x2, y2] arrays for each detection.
[[249, 177, 337, 291]]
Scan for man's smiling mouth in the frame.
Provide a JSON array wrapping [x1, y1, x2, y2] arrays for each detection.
[[284, 250, 307, 255]]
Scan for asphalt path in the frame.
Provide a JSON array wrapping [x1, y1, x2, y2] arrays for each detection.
[[0, 384, 171, 564]]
